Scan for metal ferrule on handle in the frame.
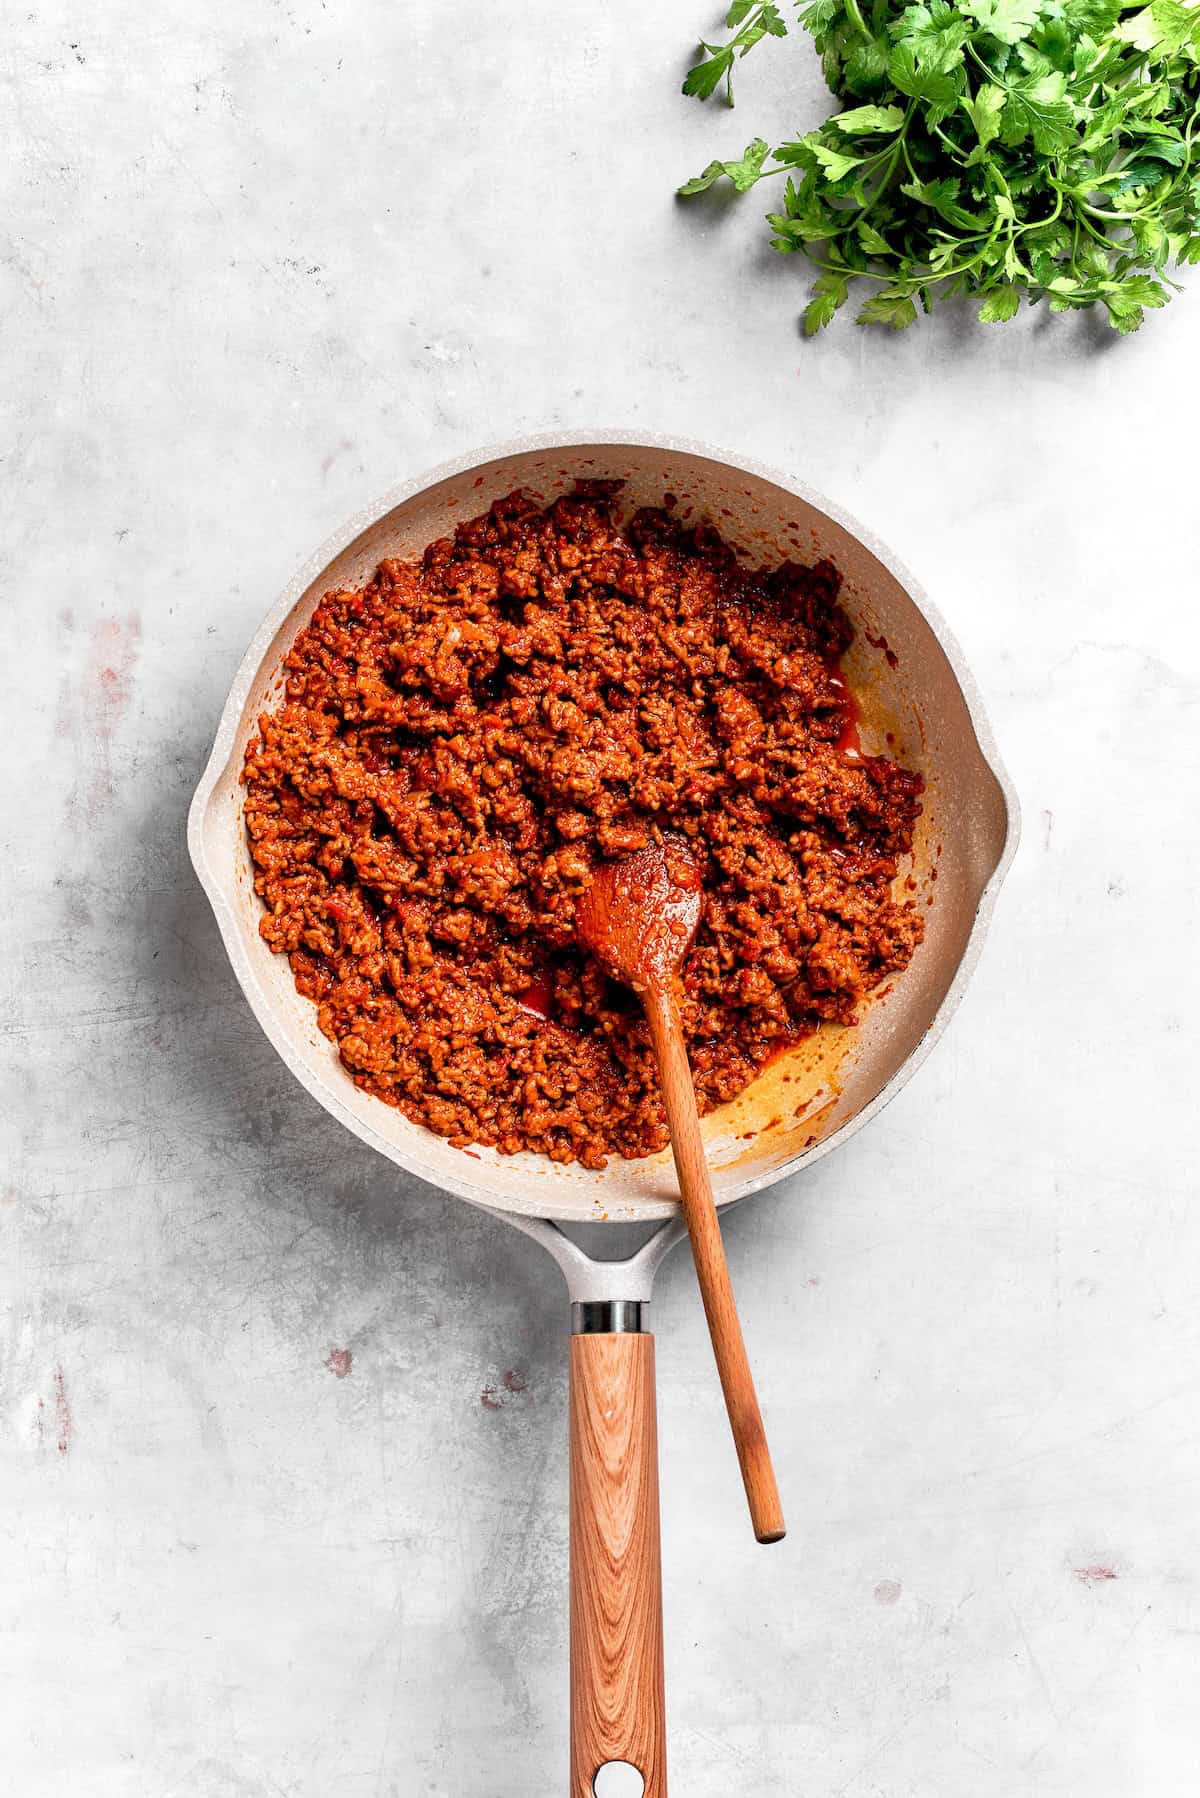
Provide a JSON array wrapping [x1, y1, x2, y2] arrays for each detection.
[[571, 1299, 647, 1334]]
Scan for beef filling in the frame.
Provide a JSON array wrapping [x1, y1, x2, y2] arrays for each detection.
[[242, 483, 924, 1168]]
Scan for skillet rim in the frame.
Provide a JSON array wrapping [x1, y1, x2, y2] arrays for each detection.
[[187, 430, 1021, 1220]]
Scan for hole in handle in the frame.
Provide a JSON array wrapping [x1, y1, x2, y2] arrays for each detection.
[[592, 1763, 645, 1798]]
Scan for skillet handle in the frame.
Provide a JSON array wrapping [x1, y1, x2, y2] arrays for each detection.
[[569, 1327, 666, 1797]]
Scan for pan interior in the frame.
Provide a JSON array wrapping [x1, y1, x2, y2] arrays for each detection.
[[192, 441, 1013, 1222]]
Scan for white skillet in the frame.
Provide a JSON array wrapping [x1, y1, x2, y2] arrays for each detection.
[[188, 434, 1018, 1797]]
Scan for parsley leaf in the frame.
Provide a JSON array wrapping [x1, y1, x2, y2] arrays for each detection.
[[833, 103, 909, 130], [887, 41, 964, 116], [682, 46, 736, 101], [962, 82, 1008, 148], [960, 0, 1045, 45], [803, 270, 851, 331], [857, 289, 920, 326], [678, 138, 774, 192], [978, 283, 1022, 319], [893, 2, 971, 69], [998, 71, 1076, 153], [1118, 0, 1200, 53], [810, 141, 870, 178], [683, 2, 792, 104]]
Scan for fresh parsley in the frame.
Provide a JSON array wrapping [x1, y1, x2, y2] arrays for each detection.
[[679, 0, 1200, 331]]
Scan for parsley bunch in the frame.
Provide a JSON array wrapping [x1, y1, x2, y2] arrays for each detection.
[[679, 0, 1200, 331]]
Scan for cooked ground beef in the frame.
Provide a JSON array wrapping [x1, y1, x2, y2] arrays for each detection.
[[241, 483, 924, 1169]]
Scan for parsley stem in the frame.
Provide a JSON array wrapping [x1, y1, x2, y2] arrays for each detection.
[[1077, 200, 1149, 222], [843, 0, 873, 43], [932, 122, 969, 165], [1062, 196, 1133, 258], [965, 41, 999, 82]]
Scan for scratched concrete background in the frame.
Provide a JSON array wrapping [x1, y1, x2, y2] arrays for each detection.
[[3, 3, 1199, 1794]]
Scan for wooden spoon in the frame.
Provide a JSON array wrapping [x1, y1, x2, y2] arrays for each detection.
[[577, 835, 786, 1545]]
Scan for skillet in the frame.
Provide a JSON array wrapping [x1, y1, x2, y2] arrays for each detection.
[[188, 433, 1019, 1796]]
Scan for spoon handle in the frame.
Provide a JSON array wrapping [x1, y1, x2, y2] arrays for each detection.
[[645, 984, 786, 1546]]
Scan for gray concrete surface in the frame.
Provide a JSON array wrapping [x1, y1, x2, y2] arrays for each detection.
[[3, 3, 1199, 1793]]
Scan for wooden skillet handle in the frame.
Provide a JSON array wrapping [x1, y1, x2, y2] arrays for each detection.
[[570, 1330, 667, 1797]]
